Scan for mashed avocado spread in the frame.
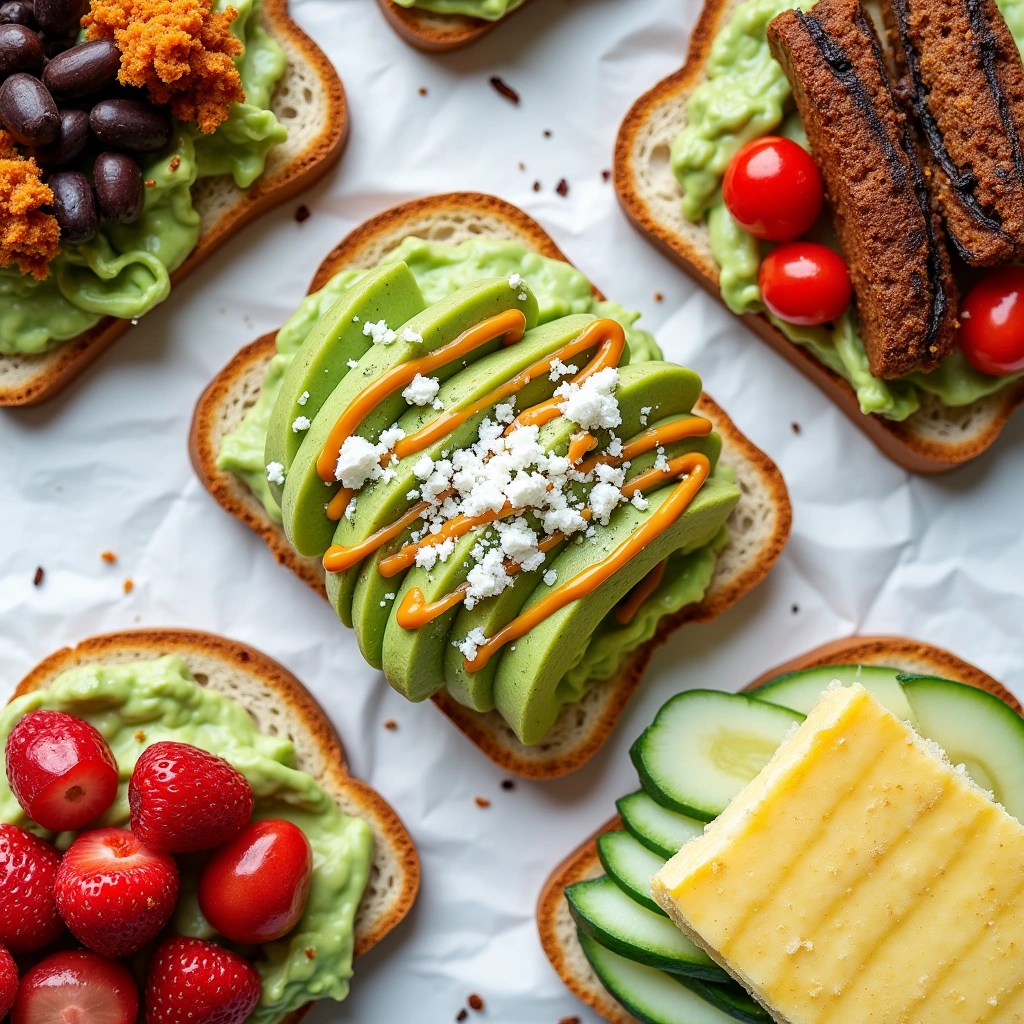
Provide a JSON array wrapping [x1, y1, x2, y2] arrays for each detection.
[[0, 0, 287, 356], [391, 0, 524, 20], [671, 0, 1024, 420], [0, 656, 373, 1023]]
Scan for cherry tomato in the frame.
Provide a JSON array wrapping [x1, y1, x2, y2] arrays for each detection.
[[12, 950, 138, 1024], [723, 136, 824, 242], [198, 819, 312, 945], [759, 242, 852, 326], [958, 266, 1024, 376]]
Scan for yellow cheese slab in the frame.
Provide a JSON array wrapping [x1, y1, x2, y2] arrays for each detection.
[[651, 683, 1024, 1024]]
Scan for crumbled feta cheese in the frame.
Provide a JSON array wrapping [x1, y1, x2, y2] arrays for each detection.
[[590, 482, 625, 525], [654, 451, 670, 472], [406, 489, 420, 501], [639, 406, 652, 427], [465, 548, 513, 608], [508, 273, 523, 290], [352, 315, 360, 323], [291, 416, 311, 433], [378, 425, 406, 451], [413, 455, 435, 482], [631, 492, 650, 511], [345, 496, 357, 520], [555, 367, 621, 430], [548, 357, 579, 382], [335, 437, 381, 489], [543, 568, 558, 586], [401, 327, 423, 344], [346, 359, 359, 369], [494, 400, 516, 424], [594, 463, 626, 487], [363, 319, 397, 345], [297, 391, 309, 406], [456, 627, 488, 662], [402, 374, 441, 407], [266, 462, 285, 485], [415, 537, 455, 571], [518, 292, 528, 302]]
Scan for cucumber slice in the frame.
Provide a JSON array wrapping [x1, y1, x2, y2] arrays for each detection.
[[630, 691, 804, 820], [617, 791, 705, 859], [751, 664, 912, 721], [678, 978, 771, 1024], [597, 830, 668, 916], [566, 877, 725, 980], [578, 930, 739, 1024], [899, 675, 1024, 821]]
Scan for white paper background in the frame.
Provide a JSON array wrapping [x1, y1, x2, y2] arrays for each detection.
[[2, 0, 1024, 1019]]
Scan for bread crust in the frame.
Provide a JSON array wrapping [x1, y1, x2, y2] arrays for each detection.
[[9, 626, 420, 1023], [537, 634, 1019, 1024], [189, 191, 791, 779], [0, 0, 348, 407], [375, 0, 530, 51], [614, 0, 1024, 472]]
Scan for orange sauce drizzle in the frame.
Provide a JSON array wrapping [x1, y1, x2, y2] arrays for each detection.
[[615, 560, 667, 626], [577, 416, 712, 476], [567, 433, 597, 465], [462, 452, 711, 673]]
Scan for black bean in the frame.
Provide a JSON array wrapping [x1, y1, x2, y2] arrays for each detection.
[[89, 98, 171, 152], [44, 39, 119, 98], [93, 151, 142, 224], [48, 169, 96, 245], [0, 1, 36, 28], [0, 22, 43, 75], [27, 104, 86, 166], [33, 0, 81, 38], [0, 72, 56, 145]]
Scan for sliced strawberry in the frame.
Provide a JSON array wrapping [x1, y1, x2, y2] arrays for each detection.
[[0, 824, 63, 954], [5, 710, 119, 832], [53, 828, 178, 958], [0, 944, 17, 1019], [11, 950, 137, 1024], [145, 937, 261, 1024], [129, 741, 253, 853]]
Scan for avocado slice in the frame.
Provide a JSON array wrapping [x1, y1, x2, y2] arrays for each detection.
[[492, 473, 740, 744], [281, 279, 540, 557], [265, 262, 426, 503]]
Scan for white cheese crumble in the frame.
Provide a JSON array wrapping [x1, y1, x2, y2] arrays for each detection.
[[266, 462, 285, 485], [639, 406, 652, 426], [291, 416, 311, 433], [543, 568, 558, 586], [456, 627, 488, 661], [548, 357, 578, 382], [363, 319, 397, 345], [334, 437, 382, 489], [297, 391, 309, 406], [402, 374, 441, 407], [555, 367, 622, 431], [346, 359, 359, 369], [401, 327, 424, 344], [508, 273, 523, 290]]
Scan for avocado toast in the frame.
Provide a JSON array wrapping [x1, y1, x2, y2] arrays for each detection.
[[0, 0, 347, 407], [615, 0, 1024, 472], [376, 0, 529, 51], [538, 635, 1022, 1024], [6, 628, 419, 1022], [190, 192, 791, 779]]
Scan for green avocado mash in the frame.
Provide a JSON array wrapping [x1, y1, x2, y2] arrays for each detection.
[[391, 0, 524, 21], [671, 0, 1024, 420], [217, 237, 663, 520], [0, 656, 373, 1024], [0, 0, 287, 356]]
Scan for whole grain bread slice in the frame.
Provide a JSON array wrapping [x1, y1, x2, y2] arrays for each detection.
[[0, 0, 348, 407], [189, 192, 791, 779], [614, 0, 1024, 473], [10, 627, 420, 1023], [537, 634, 1020, 1024], [375, 0, 529, 51]]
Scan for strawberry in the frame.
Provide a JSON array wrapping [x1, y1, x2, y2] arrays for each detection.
[[0, 944, 17, 1020], [0, 824, 63, 954], [6, 710, 119, 832], [145, 937, 261, 1024], [11, 950, 137, 1024], [129, 741, 253, 853], [53, 827, 178, 958]]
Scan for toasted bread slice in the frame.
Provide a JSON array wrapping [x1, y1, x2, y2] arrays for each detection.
[[11, 627, 419, 1022], [537, 635, 1019, 1024], [375, 0, 528, 51], [614, 0, 1024, 473], [190, 192, 791, 779], [0, 0, 348, 408]]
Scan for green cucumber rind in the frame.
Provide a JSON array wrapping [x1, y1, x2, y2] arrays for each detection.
[[597, 830, 668, 916], [678, 977, 772, 1024]]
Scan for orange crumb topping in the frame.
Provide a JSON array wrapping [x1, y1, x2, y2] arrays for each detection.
[[0, 132, 59, 280], [85, 0, 245, 134]]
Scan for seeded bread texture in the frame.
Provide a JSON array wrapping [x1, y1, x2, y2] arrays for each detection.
[[536, 635, 1016, 1024], [614, 0, 1024, 471], [190, 192, 791, 779], [0, 0, 348, 407]]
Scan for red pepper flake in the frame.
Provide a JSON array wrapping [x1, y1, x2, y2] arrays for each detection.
[[601, 169, 611, 181], [295, 205, 310, 223], [489, 76, 519, 104], [418, 86, 428, 96], [456, 1012, 468, 1022], [654, 292, 664, 302], [304, 948, 316, 960], [100, 550, 117, 564], [123, 579, 134, 594], [169, 155, 181, 172], [791, 421, 802, 434], [532, 181, 541, 192], [559, 1018, 581, 1024], [145, 179, 156, 187], [32, 566, 44, 587], [501, 779, 515, 791], [384, 720, 398, 731], [468, 994, 484, 1011], [474, 796, 491, 809], [555, 179, 569, 197]]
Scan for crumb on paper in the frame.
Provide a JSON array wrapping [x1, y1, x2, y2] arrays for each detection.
[[32, 566, 44, 587], [601, 169, 611, 181], [654, 292, 663, 302], [555, 178, 569, 197], [792, 603, 799, 614], [456, 1012, 468, 1023], [792, 421, 802, 434], [474, 796, 491, 809], [0, 131, 59, 279], [101, 551, 117, 564], [532, 180, 541, 192], [295, 204, 310, 223], [418, 86, 427, 96], [501, 779, 515, 791], [489, 75, 519, 104], [384, 720, 398, 731], [85, 0, 245, 133], [468, 994, 484, 1011], [543, 129, 552, 138], [123, 579, 134, 594]]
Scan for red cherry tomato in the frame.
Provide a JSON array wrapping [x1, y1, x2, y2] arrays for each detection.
[[723, 136, 824, 242], [759, 242, 852, 326], [958, 266, 1024, 376], [198, 819, 312, 945]]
